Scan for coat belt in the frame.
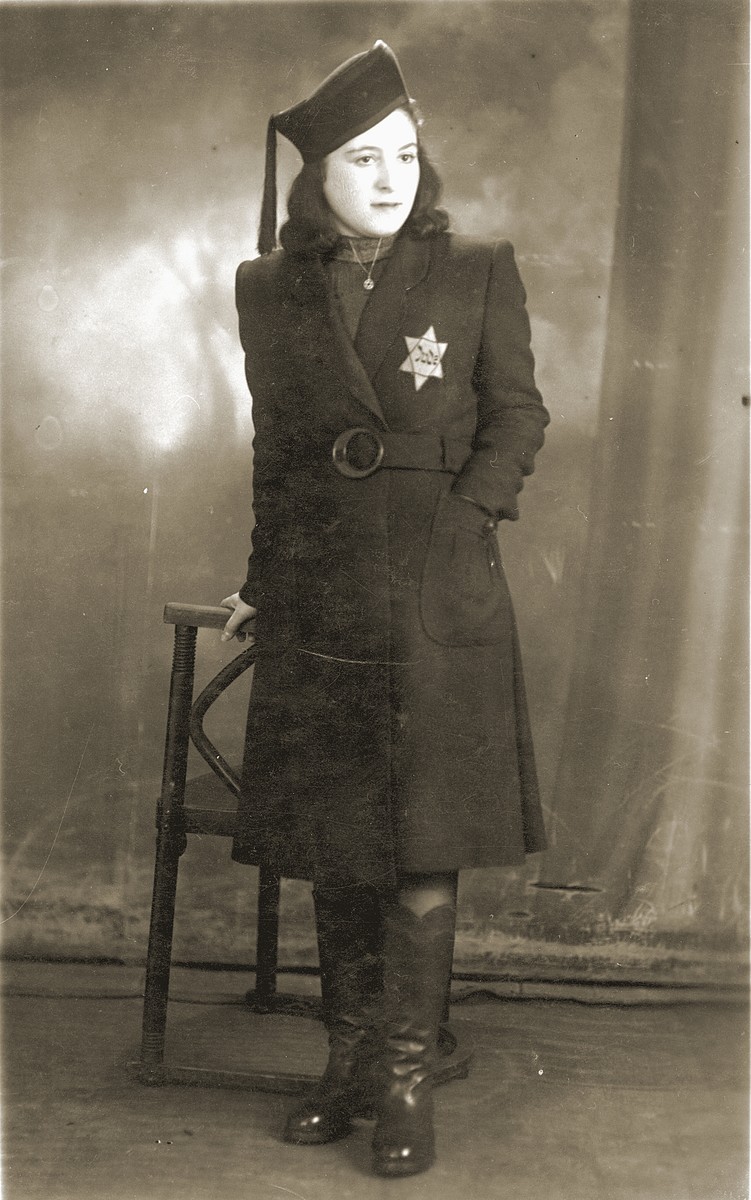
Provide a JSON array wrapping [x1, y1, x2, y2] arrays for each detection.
[[331, 428, 472, 479]]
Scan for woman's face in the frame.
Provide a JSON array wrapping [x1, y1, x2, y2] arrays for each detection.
[[322, 108, 420, 239]]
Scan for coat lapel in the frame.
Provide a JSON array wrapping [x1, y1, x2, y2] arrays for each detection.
[[354, 235, 432, 384], [287, 235, 433, 430], [289, 253, 389, 429]]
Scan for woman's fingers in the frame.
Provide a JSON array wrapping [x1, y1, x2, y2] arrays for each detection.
[[221, 613, 250, 642], [220, 595, 258, 644], [221, 593, 241, 643], [222, 616, 255, 644]]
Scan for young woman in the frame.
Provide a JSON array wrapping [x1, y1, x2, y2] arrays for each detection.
[[221, 41, 549, 1178]]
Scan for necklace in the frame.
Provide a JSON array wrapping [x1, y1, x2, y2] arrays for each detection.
[[348, 236, 383, 291]]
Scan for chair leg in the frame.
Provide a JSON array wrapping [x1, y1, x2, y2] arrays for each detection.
[[139, 624, 196, 1081], [140, 826, 184, 1079]]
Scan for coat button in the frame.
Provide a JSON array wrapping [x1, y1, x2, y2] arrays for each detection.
[[482, 517, 498, 535]]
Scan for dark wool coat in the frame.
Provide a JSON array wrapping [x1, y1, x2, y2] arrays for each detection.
[[231, 231, 550, 888]]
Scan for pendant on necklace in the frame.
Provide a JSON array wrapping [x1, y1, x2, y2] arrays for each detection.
[[349, 236, 382, 291]]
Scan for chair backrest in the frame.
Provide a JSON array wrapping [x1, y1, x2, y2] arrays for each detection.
[[164, 603, 257, 800]]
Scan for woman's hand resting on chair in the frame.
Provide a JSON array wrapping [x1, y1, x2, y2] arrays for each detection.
[[220, 593, 257, 645]]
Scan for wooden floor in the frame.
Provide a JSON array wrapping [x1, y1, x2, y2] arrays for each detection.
[[3, 962, 747, 1200]]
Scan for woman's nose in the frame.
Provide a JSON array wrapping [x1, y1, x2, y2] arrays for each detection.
[[376, 162, 394, 191]]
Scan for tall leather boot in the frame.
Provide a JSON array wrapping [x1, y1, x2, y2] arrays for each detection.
[[283, 885, 382, 1145], [371, 902, 456, 1177]]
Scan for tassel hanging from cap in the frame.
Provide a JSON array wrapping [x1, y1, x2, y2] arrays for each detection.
[[257, 116, 278, 256]]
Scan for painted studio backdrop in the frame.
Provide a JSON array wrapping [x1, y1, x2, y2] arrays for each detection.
[[2, 1, 747, 987]]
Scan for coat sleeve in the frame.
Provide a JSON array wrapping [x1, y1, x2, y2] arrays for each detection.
[[237, 405, 275, 607], [452, 240, 549, 521], [235, 259, 282, 607]]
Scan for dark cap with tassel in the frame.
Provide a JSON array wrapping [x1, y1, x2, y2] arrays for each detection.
[[258, 40, 411, 255]]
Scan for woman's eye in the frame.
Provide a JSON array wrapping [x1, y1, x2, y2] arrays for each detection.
[[400, 152, 417, 163], [356, 155, 374, 165]]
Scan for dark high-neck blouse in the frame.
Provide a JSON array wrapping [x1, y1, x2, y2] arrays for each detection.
[[325, 234, 397, 341]]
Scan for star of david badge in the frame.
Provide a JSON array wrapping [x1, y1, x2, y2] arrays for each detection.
[[399, 326, 448, 392]]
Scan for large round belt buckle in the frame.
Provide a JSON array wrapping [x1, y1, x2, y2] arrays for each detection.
[[331, 428, 385, 479]]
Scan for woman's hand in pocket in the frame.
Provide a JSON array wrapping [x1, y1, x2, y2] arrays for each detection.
[[220, 594, 257, 644]]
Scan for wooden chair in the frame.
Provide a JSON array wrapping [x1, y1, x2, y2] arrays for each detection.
[[138, 602, 471, 1092]]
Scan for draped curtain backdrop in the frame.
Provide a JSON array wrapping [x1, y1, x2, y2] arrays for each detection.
[[535, 0, 748, 957]]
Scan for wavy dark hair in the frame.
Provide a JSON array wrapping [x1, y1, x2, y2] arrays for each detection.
[[279, 106, 449, 258]]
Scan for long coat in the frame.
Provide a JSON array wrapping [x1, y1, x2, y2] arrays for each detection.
[[231, 231, 550, 888]]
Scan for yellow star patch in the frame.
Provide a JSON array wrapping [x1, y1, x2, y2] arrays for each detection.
[[399, 326, 448, 392]]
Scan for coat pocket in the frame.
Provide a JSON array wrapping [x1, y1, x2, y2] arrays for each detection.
[[419, 491, 512, 646]]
